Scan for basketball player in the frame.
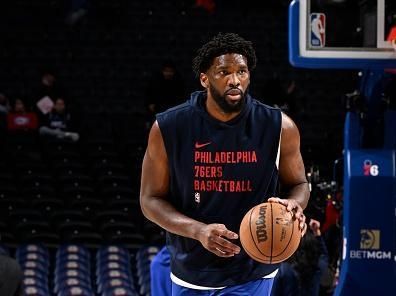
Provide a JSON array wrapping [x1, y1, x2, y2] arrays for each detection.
[[140, 32, 310, 295]]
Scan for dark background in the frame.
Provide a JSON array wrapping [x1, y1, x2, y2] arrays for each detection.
[[0, 0, 358, 176], [0, 0, 362, 248]]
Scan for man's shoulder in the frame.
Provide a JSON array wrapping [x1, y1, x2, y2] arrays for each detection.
[[164, 100, 191, 113], [249, 97, 282, 122], [158, 91, 203, 118], [251, 97, 281, 111], [157, 100, 191, 118], [156, 99, 194, 130], [280, 112, 298, 131]]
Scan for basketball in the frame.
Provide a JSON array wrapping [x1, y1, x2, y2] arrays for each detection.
[[239, 202, 301, 264]]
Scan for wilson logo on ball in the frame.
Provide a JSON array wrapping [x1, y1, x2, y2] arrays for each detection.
[[255, 205, 268, 242]]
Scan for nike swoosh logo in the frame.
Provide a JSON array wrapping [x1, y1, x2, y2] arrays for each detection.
[[195, 142, 212, 149]]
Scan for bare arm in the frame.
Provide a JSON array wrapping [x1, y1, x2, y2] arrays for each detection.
[[279, 113, 310, 209], [140, 121, 240, 257], [269, 113, 310, 234]]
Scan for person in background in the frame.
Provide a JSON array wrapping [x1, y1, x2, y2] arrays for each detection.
[[35, 70, 62, 103], [271, 218, 329, 296], [32, 69, 66, 121], [6, 98, 38, 133], [39, 97, 80, 142], [144, 59, 186, 127]]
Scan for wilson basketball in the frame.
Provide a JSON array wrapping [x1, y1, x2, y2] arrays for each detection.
[[239, 202, 301, 264]]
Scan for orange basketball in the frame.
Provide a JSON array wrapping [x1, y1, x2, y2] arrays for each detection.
[[239, 202, 301, 264]]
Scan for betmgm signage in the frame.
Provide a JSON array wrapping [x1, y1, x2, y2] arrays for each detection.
[[349, 229, 392, 260]]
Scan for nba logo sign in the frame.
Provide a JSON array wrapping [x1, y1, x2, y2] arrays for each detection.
[[310, 13, 326, 47]]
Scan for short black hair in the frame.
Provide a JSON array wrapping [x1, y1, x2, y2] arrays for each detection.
[[192, 32, 257, 77]]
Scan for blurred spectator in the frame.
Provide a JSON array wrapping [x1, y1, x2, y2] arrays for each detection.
[[36, 71, 61, 101], [0, 93, 10, 115], [32, 70, 65, 119], [144, 59, 186, 126], [321, 194, 342, 296], [320, 226, 340, 295], [39, 97, 80, 142], [6, 98, 38, 133], [0, 254, 23, 296], [271, 219, 329, 296]]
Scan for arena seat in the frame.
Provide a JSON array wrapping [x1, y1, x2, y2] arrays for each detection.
[[16, 244, 50, 296], [54, 244, 95, 295], [96, 245, 138, 295]]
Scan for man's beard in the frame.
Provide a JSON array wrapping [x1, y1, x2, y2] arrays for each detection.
[[209, 84, 247, 114]]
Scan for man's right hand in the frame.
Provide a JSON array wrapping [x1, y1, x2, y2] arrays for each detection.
[[197, 223, 241, 257]]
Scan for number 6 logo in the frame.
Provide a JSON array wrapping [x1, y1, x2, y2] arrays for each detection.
[[370, 165, 379, 176], [363, 160, 379, 176]]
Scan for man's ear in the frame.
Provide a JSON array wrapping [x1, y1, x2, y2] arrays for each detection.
[[200, 73, 209, 89]]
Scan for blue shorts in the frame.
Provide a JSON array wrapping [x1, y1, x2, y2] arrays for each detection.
[[150, 246, 172, 296], [151, 246, 274, 296], [171, 277, 274, 296]]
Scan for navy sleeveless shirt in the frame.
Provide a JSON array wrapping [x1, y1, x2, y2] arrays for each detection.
[[156, 91, 282, 287]]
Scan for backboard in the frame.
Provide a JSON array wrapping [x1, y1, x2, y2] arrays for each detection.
[[289, 0, 396, 68]]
